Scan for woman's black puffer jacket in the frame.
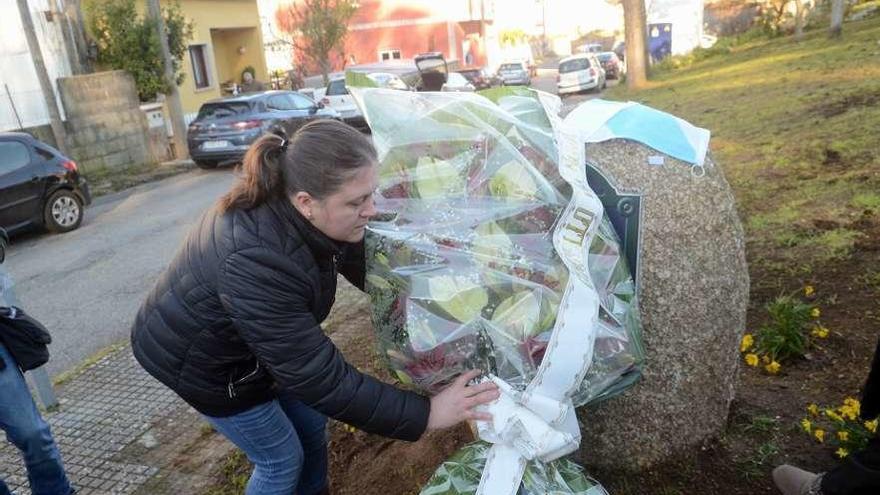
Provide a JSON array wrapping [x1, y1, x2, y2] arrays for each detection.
[[131, 198, 430, 441]]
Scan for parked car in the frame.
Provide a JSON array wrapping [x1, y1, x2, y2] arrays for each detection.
[[187, 91, 339, 169], [320, 71, 413, 132], [497, 61, 531, 86], [0, 132, 92, 235], [441, 72, 475, 92], [456, 67, 494, 90], [557, 54, 606, 96], [0, 227, 7, 263], [577, 43, 604, 54], [597, 51, 624, 79], [614, 41, 626, 61]]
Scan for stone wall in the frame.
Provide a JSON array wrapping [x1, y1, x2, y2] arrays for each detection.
[[57, 71, 154, 170]]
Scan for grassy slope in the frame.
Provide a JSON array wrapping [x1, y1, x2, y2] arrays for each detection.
[[605, 17, 880, 275]]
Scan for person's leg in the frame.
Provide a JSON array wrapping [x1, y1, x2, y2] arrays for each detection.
[[204, 400, 304, 495], [0, 344, 72, 495], [821, 437, 880, 495], [278, 397, 329, 495]]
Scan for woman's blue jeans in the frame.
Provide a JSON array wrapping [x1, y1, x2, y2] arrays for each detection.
[[204, 397, 329, 495], [0, 343, 72, 495]]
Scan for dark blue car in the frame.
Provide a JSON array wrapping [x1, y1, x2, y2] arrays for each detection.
[[187, 90, 340, 169], [0, 133, 92, 236]]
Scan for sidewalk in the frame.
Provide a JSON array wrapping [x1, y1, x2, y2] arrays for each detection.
[[0, 344, 228, 495]]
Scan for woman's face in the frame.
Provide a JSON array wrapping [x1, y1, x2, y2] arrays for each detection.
[[293, 164, 379, 243]]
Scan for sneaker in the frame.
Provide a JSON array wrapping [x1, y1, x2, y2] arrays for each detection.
[[773, 464, 824, 495]]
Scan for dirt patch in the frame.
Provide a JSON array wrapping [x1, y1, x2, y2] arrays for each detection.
[[811, 89, 880, 119]]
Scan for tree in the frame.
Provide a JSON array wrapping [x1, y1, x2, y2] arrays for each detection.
[[16, 0, 68, 154], [794, 0, 805, 40], [86, 0, 192, 101], [829, 0, 845, 38], [276, 0, 358, 85], [622, 0, 648, 89]]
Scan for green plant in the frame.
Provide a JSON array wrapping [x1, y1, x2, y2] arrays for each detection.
[[86, 0, 193, 101], [801, 398, 879, 458], [740, 286, 828, 373]]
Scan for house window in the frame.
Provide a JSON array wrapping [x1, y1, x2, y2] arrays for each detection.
[[189, 44, 211, 89], [379, 49, 401, 61]]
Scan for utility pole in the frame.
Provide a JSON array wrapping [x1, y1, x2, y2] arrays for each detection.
[[17, 0, 69, 155], [147, 0, 188, 159]]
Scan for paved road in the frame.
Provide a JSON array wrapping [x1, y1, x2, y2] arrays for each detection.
[[530, 67, 620, 115], [6, 168, 235, 377]]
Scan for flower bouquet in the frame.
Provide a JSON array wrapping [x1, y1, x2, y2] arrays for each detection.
[[350, 84, 644, 495]]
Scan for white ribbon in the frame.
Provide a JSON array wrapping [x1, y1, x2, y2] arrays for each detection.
[[474, 94, 606, 495]]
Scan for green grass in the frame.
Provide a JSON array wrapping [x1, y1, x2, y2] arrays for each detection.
[[605, 17, 880, 269]]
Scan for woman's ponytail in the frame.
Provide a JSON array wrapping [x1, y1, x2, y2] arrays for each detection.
[[218, 134, 287, 212]]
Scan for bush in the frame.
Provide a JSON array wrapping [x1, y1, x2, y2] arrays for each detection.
[[86, 0, 193, 101]]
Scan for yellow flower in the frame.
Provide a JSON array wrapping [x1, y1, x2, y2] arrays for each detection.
[[840, 403, 859, 421], [844, 397, 861, 410], [765, 361, 781, 374], [811, 307, 821, 318], [740, 334, 755, 352], [745, 353, 760, 367], [801, 418, 812, 433], [814, 429, 825, 443], [838, 431, 850, 442], [865, 419, 878, 434], [807, 404, 820, 417], [811, 326, 829, 339], [804, 285, 815, 297], [836, 447, 849, 458], [762, 354, 771, 364]]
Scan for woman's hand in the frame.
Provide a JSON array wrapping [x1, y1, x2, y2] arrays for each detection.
[[427, 370, 500, 431]]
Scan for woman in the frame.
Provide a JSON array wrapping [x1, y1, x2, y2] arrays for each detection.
[[131, 120, 499, 495]]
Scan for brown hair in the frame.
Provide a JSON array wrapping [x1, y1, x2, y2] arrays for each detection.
[[219, 119, 377, 211]]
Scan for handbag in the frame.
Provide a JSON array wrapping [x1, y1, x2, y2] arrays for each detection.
[[0, 306, 52, 371]]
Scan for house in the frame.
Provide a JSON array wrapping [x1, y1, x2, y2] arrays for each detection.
[[272, 0, 496, 75], [172, 0, 270, 121], [0, 0, 74, 140]]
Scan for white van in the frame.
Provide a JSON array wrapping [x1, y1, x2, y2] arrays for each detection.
[[557, 54, 606, 96]]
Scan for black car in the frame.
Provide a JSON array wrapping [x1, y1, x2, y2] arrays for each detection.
[[187, 91, 340, 169], [0, 132, 92, 236], [0, 227, 7, 263]]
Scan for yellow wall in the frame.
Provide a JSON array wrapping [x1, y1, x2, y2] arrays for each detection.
[[169, 0, 269, 115]]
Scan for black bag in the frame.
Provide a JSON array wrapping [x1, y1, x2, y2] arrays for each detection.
[[0, 307, 52, 371]]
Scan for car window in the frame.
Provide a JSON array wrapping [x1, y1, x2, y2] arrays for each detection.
[[287, 93, 315, 110], [326, 79, 348, 96], [0, 141, 31, 175], [267, 95, 294, 111], [197, 102, 252, 120], [559, 58, 590, 73], [598, 53, 614, 62], [500, 63, 522, 71]]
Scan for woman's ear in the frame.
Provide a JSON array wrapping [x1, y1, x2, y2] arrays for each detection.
[[290, 192, 315, 220]]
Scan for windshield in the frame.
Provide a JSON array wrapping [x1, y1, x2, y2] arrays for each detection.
[[326, 79, 348, 95], [197, 102, 252, 120], [559, 58, 590, 73], [598, 53, 615, 62]]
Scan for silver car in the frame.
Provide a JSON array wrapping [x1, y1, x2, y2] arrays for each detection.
[[497, 62, 531, 86]]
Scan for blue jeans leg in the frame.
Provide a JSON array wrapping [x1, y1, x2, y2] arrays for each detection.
[[278, 397, 328, 495], [204, 399, 327, 495], [0, 344, 72, 495]]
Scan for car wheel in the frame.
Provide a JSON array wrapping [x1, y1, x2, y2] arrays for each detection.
[[195, 160, 218, 170], [43, 189, 83, 234]]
